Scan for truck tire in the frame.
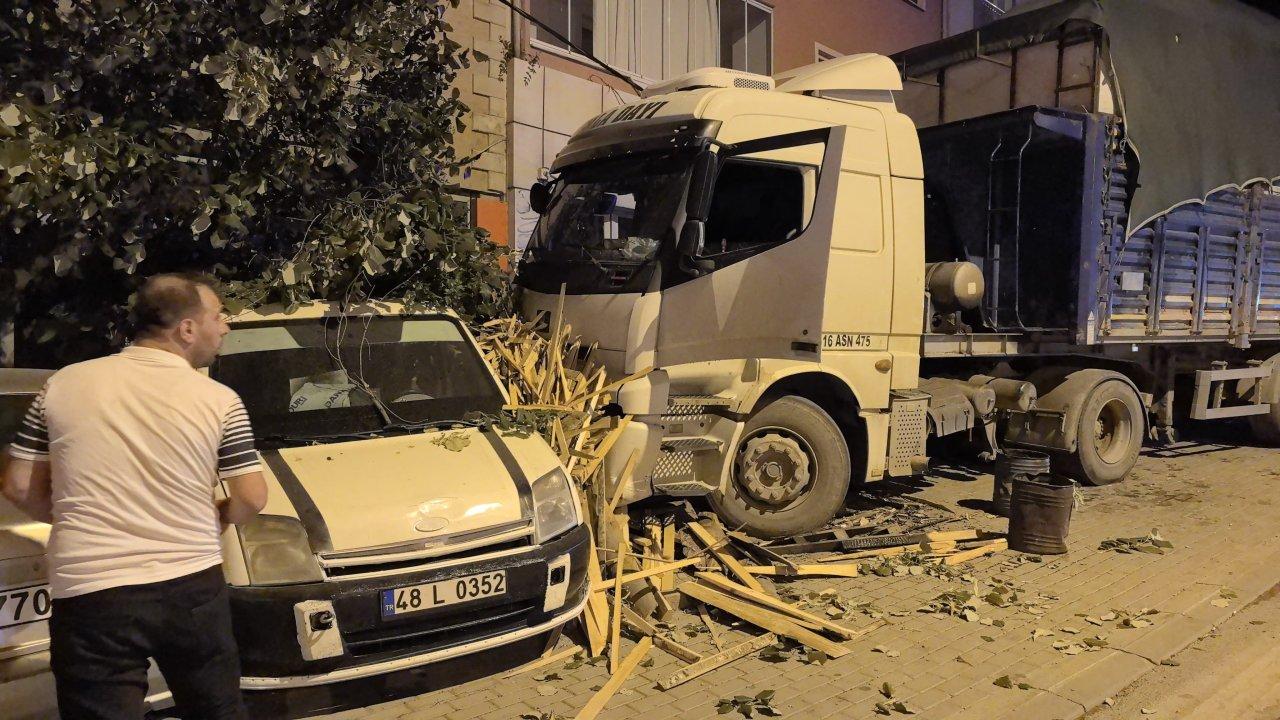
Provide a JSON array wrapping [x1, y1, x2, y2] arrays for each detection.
[[1059, 379, 1144, 485], [711, 396, 851, 539], [1246, 357, 1280, 445]]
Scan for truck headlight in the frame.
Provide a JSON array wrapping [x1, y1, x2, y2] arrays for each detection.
[[531, 468, 579, 543], [238, 515, 324, 585]]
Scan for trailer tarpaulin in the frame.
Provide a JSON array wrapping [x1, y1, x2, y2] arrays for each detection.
[[892, 0, 1280, 232]]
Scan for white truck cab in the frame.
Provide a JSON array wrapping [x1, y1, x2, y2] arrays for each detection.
[[518, 56, 927, 537]]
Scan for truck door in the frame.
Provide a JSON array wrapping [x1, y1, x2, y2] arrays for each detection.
[[655, 126, 847, 367]]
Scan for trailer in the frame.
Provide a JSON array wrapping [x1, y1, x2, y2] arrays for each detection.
[[514, 0, 1280, 536]]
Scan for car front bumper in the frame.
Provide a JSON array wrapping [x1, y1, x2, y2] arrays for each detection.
[[231, 522, 591, 689]]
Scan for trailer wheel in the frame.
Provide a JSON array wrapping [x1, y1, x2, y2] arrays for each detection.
[[1060, 379, 1144, 485], [711, 396, 851, 539], [1246, 358, 1280, 445]]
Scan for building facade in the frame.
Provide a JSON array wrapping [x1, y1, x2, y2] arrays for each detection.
[[455, 0, 950, 255]]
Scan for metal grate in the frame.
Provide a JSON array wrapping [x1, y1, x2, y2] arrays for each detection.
[[888, 392, 930, 476], [733, 78, 772, 91]]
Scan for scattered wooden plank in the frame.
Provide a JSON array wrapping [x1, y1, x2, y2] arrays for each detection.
[[582, 541, 609, 656], [574, 636, 653, 720], [660, 520, 677, 592], [942, 538, 1008, 566], [657, 633, 778, 691], [608, 539, 625, 674], [686, 521, 766, 593], [696, 602, 724, 652], [741, 564, 861, 579], [694, 572, 859, 640], [579, 417, 632, 478], [678, 582, 850, 658], [602, 449, 639, 518], [620, 605, 702, 664], [590, 557, 703, 592], [501, 644, 584, 679]]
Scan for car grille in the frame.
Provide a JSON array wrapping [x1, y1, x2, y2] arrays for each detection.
[[318, 519, 534, 580], [321, 537, 531, 579], [340, 598, 540, 657]]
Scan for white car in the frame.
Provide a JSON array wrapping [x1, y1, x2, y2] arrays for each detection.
[[1, 303, 590, 714]]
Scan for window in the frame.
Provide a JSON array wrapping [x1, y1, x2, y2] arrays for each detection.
[[815, 43, 842, 63], [530, 0, 594, 53], [946, 0, 1027, 36], [719, 0, 772, 76]]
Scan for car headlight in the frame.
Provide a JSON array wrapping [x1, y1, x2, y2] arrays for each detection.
[[238, 515, 324, 585], [531, 467, 579, 543]]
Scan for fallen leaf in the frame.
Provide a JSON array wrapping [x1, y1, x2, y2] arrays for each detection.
[[1210, 598, 1231, 608], [880, 682, 894, 699], [993, 676, 1013, 689], [1060, 626, 1081, 634]]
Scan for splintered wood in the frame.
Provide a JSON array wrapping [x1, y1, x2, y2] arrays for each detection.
[[474, 308, 1009, 719]]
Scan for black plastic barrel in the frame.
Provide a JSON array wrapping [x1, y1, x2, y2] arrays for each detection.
[[1008, 476, 1076, 555], [993, 449, 1051, 517]]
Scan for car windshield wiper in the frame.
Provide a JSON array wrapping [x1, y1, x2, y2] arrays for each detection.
[[382, 418, 484, 432], [258, 431, 384, 445]]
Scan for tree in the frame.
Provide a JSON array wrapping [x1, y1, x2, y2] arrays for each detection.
[[1, 0, 509, 367]]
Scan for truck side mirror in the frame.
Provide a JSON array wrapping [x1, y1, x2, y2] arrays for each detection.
[[677, 220, 714, 276], [529, 180, 552, 215]]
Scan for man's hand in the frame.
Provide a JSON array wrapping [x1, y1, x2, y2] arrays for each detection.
[[1, 451, 53, 524], [217, 471, 268, 529]]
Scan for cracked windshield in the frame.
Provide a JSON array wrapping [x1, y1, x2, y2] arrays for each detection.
[[210, 316, 503, 439], [524, 152, 693, 265]]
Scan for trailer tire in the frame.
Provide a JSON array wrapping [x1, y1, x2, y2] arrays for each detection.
[[1059, 379, 1144, 485], [1246, 358, 1280, 446], [711, 396, 851, 539]]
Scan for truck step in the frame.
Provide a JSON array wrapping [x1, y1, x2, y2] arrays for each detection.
[[650, 441, 720, 496]]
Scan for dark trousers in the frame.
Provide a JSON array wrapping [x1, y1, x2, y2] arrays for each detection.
[[49, 565, 248, 720]]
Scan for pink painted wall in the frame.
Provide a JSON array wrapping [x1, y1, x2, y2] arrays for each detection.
[[769, 0, 944, 73]]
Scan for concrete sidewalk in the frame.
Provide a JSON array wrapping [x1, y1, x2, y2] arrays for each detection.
[[319, 434, 1280, 720]]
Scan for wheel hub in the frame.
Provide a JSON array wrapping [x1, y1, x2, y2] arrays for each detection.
[[736, 432, 812, 505]]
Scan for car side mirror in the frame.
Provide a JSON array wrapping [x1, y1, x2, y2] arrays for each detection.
[[677, 221, 714, 276], [529, 180, 552, 215]]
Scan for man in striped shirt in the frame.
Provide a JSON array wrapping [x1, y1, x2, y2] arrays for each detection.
[[2, 274, 268, 720]]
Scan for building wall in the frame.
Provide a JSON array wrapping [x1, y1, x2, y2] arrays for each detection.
[[770, 0, 942, 72], [445, 0, 512, 249]]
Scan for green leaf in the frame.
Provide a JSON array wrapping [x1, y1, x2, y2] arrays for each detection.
[[880, 682, 894, 699], [994, 676, 1014, 689]]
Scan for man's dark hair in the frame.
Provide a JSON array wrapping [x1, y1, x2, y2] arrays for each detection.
[[130, 273, 219, 338]]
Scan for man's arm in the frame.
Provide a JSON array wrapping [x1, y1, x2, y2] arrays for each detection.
[[217, 471, 268, 527], [3, 386, 54, 523], [216, 396, 266, 528], [1, 453, 53, 523]]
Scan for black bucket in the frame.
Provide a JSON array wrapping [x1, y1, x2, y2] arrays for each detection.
[[993, 449, 1051, 517], [1008, 475, 1076, 555]]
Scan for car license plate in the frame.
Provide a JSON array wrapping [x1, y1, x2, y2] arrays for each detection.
[[0, 584, 53, 629], [380, 570, 506, 618]]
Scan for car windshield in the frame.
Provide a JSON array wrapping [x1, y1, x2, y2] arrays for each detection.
[[210, 316, 504, 441], [523, 151, 694, 265]]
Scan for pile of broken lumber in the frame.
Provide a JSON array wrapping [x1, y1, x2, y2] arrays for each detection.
[[476, 310, 1009, 719]]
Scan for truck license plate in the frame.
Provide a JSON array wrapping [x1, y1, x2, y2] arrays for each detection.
[[0, 584, 52, 629], [380, 571, 506, 618]]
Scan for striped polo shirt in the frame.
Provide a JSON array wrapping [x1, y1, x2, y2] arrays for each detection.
[[7, 345, 261, 598]]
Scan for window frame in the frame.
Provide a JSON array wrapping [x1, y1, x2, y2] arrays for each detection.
[[719, 0, 774, 76]]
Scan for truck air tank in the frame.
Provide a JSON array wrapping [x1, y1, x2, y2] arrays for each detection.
[[925, 262, 985, 312], [969, 374, 1038, 412]]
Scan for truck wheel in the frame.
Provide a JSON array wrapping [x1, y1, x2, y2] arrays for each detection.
[[711, 396, 851, 538], [1246, 358, 1280, 445], [1059, 380, 1144, 485]]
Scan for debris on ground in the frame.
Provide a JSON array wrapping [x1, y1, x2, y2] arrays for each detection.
[[476, 309, 1011, 719], [1098, 528, 1175, 554]]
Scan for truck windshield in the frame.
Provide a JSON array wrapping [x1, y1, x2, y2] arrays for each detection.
[[209, 316, 504, 441], [523, 151, 694, 265]]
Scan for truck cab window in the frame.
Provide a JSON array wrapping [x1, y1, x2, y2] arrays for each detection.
[[704, 159, 814, 261]]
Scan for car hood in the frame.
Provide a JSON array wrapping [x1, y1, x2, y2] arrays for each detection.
[[258, 428, 561, 553]]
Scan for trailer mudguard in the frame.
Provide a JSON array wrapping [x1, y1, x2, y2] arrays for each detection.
[[1004, 368, 1145, 453]]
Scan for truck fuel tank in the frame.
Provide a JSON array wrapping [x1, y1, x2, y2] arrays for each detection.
[[925, 262, 985, 312]]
